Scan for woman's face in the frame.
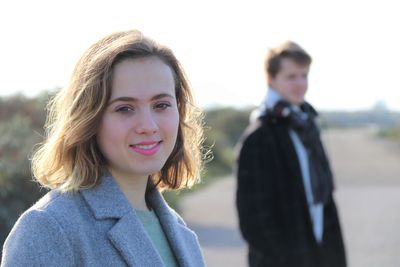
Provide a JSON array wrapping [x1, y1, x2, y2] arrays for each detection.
[[97, 57, 179, 182]]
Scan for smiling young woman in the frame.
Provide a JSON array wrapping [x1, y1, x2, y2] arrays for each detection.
[[96, 57, 181, 210], [2, 30, 206, 267]]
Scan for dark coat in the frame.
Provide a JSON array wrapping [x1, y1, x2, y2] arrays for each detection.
[[236, 116, 347, 267]]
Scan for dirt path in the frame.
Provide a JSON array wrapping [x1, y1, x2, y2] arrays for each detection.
[[180, 128, 400, 267]]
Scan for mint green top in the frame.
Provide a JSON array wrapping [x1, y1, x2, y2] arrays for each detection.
[[135, 209, 179, 267]]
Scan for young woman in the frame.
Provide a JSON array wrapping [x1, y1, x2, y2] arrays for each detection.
[[2, 30, 205, 267]]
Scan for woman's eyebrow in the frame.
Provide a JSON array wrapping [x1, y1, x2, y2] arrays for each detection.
[[108, 96, 136, 105], [108, 93, 175, 105], [151, 93, 175, 101]]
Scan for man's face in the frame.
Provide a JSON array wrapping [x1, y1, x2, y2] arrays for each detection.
[[269, 58, 309, 105]]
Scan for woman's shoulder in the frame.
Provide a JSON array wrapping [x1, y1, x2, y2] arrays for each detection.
[[8, 192, 71, 236], [8, 190, 82, 234], [29, 190, 82, 217], [2, 191, 76, 265], [6, 190, 84, 242]]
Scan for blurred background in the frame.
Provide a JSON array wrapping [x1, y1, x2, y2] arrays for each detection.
[[1, 0, 399, 266]]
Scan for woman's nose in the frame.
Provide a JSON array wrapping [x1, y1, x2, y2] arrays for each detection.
[[134, 110, 158, 134]]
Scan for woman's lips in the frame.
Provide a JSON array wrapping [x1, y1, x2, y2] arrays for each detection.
[[130, 141, 161, 156]]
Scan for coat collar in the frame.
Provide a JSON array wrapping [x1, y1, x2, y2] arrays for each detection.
[[80, 174, 204, 267], [80, 174, 132, 219]]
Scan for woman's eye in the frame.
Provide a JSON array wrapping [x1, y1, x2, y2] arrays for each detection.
[[154, 102, 172, 110], [116, 106, 134, 113]]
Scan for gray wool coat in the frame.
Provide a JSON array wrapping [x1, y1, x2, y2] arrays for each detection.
[[1, 175, 205, 267]]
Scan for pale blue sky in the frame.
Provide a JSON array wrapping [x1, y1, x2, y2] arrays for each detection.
[[0, 0, 399, 111]]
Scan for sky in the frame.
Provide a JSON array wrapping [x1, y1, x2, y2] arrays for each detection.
[[0, 0, 399, 111]]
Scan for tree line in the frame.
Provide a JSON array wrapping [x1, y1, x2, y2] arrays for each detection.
[[1, 91, 399, 253]]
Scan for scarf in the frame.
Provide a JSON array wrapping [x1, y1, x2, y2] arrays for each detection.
[[263, 100, 334, 204]]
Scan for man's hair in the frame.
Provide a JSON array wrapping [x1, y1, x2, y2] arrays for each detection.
[[31, 29, 205, 192], [264, 41, 312, 78]]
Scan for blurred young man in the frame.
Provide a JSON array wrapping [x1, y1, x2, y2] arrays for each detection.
[[236, 41, 347, 267]]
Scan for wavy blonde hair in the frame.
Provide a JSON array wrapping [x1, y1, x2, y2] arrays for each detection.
[[32, 30, 204, 192]]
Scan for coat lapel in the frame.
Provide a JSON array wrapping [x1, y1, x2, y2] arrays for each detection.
[[274, 124, 315, 232], [80, 175, 164, 267], [149, 190, 205, 267], [107, 213, 164, 266], [274, 124, 309, 201]]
